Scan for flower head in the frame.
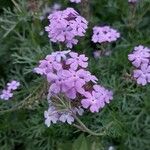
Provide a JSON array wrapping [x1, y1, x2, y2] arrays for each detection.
[[128, 45, 150, 86], [92, 26, 120, 43], [66, 52, 88, 70], [0, 90, 13, 100], [81, 85, 113, 113], [128, 45, 150, 68], [44, 106, 59, 127], [70, 0, 81, 3], [0, 80, 20, 101], [133, 64, 150, 86], [45, 8, 88, 48], [7, 80, 20, 90], [35, 50, 113, 127]]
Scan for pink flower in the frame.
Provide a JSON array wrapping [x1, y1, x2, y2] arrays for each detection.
[[66, 52, 88, 70], [92, 26, 120, 43]]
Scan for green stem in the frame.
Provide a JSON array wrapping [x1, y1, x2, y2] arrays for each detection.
[[11, 0, 22, 12], [73, 114, 105, 136], [0, 84, 42, 114]]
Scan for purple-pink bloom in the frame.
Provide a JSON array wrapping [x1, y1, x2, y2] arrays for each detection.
[[34, 50, 113, 117], [62, 69, 87, 99], [129, 45, 150, 86], [129, 45, 150, 66], [44, 106, 59, 127], [133, 63, 150, 86], [7, 80, 20, 91], [81, 85, 113, 113], [45, 8, 88, 48], [0, 80, 20, 101], [34, 54, 62, 75], [51, 50, 71, 62], [66, 52, 88, 70], [92, 26, 120, 43], [128, 45, 150, 68], [59, 112, 74, 124], [0, 90, 13, 100], [70, 0, 81, 3]]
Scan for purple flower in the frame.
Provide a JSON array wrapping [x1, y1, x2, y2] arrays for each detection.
[[93, 85, 113, 104], [47, 71, 69, 95], [70, 0, 81, 3], [51, 50, 70, 62], [0, 90, 13, 100], [62, 69, 87, 99], [7, 80, 20, 91], [81, 91, 102, 113], [92, 26, 120, 43], [34, 50, 113, 118], [44, 106, 59, 127], [81, 85, 113, 113], [59, 112, 74, 124], [45, 8, 88, 48], [34, 55, 62, 75], [73, 107, 84, 116], [133, 63, 150, 86], [66, 52, 88, 70], [128, 45, 150, 68], [45, 55, 62, 70]]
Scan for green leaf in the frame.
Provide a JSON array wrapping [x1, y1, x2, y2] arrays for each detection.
[[72, 134, 88, 150]]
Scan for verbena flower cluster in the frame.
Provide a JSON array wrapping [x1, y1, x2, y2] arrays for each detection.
[[128, 45, 150, 86], [69, 0, 81, 3], [0, 80, 20, 100], [92, 26, 120, 43], [45, 8, 88, 48], [34, 50, 113, 126]]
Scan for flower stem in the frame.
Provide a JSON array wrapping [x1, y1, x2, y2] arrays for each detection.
[[73, 114, 106, 136], [11, 0, 22, 12]]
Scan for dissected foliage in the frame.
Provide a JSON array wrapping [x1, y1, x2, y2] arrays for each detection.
[[0, 0, 150, 150]]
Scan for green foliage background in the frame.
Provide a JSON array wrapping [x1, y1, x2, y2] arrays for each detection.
[[0, 0, 150, 150]]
